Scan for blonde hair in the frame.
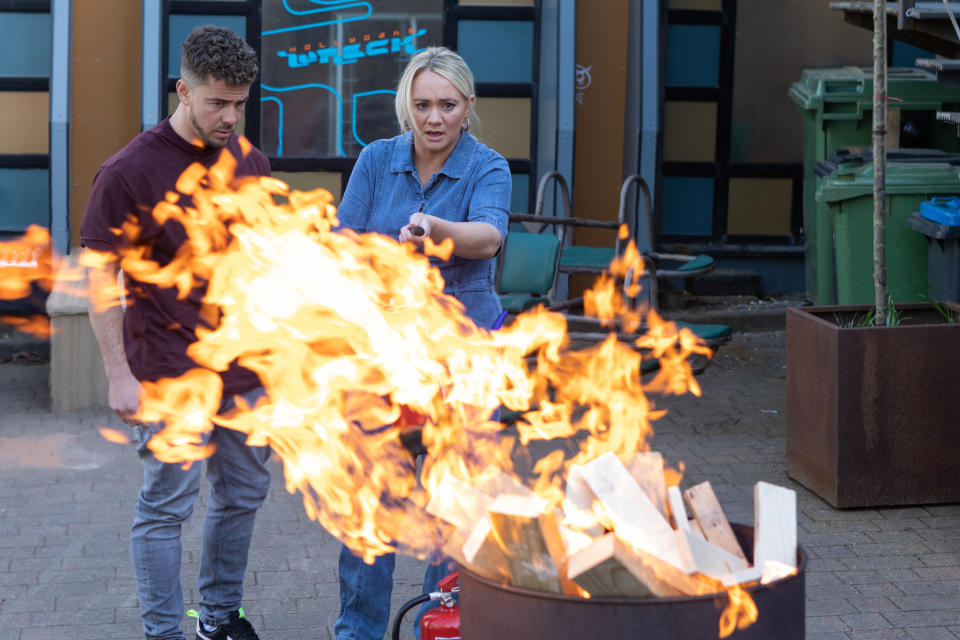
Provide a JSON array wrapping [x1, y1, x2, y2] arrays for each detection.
[[395, 47, 480, 138]]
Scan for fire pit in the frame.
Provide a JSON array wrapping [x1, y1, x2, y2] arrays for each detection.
[[459, 524, 805, 640]]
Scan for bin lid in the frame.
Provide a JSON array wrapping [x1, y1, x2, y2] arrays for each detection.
[[789, 66, 960, 114], [814, 148, 960, 178], [921, 197, 960, 226], [818, 161, 960, 203], [908, 211, 960, 239]]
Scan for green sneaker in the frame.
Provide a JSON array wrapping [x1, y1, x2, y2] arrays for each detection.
[[188, 608, 260, 640]]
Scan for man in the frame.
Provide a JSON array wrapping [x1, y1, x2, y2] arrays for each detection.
[[81, 25, 271, 640]]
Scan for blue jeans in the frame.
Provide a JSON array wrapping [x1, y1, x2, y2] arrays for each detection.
[[336, 305, 501, 640], [336, 546, 457, 640], [130, 387, 271, 640]]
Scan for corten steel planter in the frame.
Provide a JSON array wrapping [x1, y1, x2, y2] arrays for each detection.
[[459, 524, 805, 640], [786, 302, 960, 508]]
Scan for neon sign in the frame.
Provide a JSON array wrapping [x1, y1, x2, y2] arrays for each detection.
[[259, 1, 443, 158], [277, 28, 428, 68]]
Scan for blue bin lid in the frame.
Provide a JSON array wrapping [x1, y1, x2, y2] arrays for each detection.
[[921, 197, 960, 226]]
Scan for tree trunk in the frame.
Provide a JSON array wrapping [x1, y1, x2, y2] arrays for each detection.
[[873, 0, 889, 324]]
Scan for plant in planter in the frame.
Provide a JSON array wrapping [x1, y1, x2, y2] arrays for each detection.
[[785, 2, 960, 508]]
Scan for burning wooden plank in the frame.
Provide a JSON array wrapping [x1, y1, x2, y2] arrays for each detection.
[[721, 566, 765, 587], [558, 523, 600, 557], [442, 524, 508, 583], [674, 528, 748, 580], [667, 485, 690, 531], [578, 452, 683, 569], [623, 451, 669, 520], [567, 532, 659, 598], [473, 466, 534, 498], [429, 470, 523, 583], [562, 463, 607, 537], [683, 481, 749, 564], [426, 473, 493, 530], [438, 455, 798, 602], [486, 493, 580, 595], [567, 532, 725, 598], [753, 481, 797, 569]]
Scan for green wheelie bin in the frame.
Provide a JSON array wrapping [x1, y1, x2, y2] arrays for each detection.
[[818, 158, 960, 305], [789, 67, 960, 305]]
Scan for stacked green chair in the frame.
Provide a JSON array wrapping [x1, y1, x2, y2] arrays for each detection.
[[495, 225, 564, 313], [494, 172, 731, 374], [510, 172, 717, 289]]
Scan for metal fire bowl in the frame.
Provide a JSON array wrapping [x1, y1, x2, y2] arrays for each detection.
[[459, 523, 806, 640]]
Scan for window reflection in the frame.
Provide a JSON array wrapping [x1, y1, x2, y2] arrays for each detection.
[[260, 0, 444, 158]]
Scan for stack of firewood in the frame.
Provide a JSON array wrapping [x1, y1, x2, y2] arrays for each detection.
[[427, 451, 797, 598]]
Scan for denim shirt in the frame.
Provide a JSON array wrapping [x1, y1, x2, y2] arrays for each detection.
[[337, 130, 511, 329]]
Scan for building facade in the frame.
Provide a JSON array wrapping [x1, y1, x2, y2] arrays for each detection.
[[0, 0, 928, 299]]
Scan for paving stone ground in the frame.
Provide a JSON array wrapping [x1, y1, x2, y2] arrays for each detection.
[[1, 330, 959, 639]]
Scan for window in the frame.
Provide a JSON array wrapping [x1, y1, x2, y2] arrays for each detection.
[[661, 0, 802, 249], [0, 3, 51, 235], [159, 1, 538, 211], [260, 0, 444, 159]]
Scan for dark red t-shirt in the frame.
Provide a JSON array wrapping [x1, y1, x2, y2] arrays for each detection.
[[80, 118, 271, 396]]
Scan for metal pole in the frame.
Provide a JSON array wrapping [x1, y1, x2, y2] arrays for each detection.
[[50, 0, 72, 255], [556, 0, 576, 198], [638, 0, 661, 254], [555, 0, 576, 302], [623, 0, 642, 235], [142, 0, 163, 130]]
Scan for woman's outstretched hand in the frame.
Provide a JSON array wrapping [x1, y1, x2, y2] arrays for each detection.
[[399, 211, 433, 244]]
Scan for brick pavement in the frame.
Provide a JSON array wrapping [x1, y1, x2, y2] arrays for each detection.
[[2, 330, 960, 639]]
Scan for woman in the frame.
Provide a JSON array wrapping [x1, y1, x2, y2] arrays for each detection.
[[334, 47, 510, 640]]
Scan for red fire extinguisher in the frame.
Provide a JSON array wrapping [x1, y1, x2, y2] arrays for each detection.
[[390, 570, 460, 640]]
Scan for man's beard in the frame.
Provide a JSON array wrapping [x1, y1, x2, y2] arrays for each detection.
[[190, 111, 231, 148]]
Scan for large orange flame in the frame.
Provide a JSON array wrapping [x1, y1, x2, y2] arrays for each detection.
[[0, 152, 773, 636], [86, 153, 707, 562]]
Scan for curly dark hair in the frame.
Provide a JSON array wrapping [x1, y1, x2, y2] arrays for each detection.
[[181, 25, 258, 87]]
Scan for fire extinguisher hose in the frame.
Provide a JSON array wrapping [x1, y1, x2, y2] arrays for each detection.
[[390, 593, 431, 640]]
